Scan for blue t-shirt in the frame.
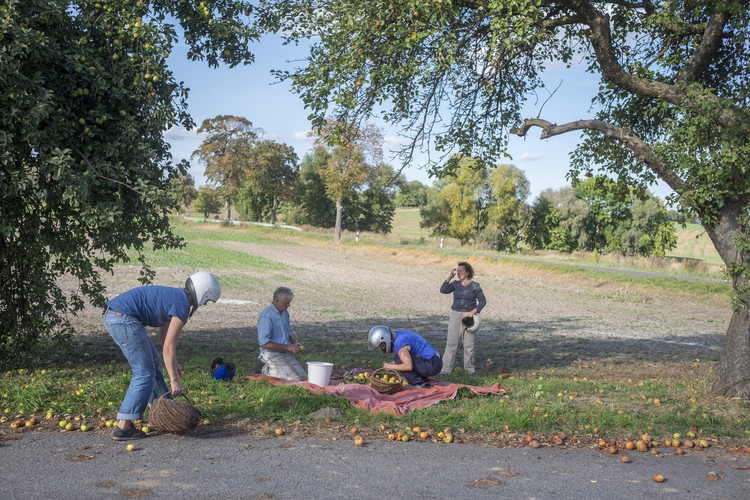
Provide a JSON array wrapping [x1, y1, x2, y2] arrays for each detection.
[[257, 302, 291, 348], [393, 330, 437, 359], [106, 286, 190, 327]]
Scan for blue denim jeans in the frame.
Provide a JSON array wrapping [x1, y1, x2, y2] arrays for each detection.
[[104, 309, 170, 421]]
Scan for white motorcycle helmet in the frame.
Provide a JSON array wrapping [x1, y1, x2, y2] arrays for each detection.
[[368, 325, 393, 353], [462, 314, 481, 334], [185, 271, 221, 317]]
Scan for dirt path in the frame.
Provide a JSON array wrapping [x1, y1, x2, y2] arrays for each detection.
[[72, 234, 730, 372]]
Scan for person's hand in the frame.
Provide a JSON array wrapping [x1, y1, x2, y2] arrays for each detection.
[[289, 342, 301, 354], [171, 380, 183, 397]]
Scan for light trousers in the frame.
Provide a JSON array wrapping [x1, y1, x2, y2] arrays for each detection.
[[441, 309, 475, 374]]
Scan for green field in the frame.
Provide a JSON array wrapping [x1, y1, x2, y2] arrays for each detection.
[[666, 222, 722, 264], [391, 208, 427, 239]]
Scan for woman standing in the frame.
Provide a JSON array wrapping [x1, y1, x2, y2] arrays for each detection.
[[439, 262, 486, 375], [104, 271, 220, 440]]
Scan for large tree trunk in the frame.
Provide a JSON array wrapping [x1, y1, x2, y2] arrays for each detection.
[[225, 198, 231, 223], [706, 202, 750, 397], [713, 311, 750, 397], [334, 195, 343, 243]]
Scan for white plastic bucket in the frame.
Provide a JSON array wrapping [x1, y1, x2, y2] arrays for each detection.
[[307, 361, 334, 387]]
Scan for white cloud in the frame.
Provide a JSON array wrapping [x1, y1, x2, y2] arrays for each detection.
[[163, 126, 199, 141], [518, 152, 547, 161]]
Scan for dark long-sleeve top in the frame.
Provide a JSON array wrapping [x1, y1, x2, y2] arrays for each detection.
[[440, 280, 486, 313]]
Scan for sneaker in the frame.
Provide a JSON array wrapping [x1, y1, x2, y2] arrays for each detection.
[[111, 425, 146, 441]]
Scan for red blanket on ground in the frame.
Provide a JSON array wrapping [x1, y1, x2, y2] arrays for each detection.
[[243, 371, 504, 416]]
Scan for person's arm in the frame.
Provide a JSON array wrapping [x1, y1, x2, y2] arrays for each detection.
[[440, 268, 457, 293], [260, 341, 301, 353], [384, 346, 412, 371], [474, 283, 487, 314], [160, 315, 185, 395]]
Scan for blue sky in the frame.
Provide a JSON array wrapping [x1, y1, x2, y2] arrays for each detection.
[[164, 34, 672, 202]]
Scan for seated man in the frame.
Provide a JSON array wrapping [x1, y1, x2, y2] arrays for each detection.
[[367, 325, 443, 387], [257, 287, 307, 381]]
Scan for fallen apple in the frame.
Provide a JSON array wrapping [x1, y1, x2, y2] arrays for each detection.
[[653, 473, 664, 483]]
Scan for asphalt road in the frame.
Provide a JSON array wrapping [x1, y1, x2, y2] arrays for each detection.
[[2, 429, 749, 499]]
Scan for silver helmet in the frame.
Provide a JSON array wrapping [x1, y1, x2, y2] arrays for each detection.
[[368, 325, 393, 353], [186, 271, 221, 317], [462, 314, 481, 333]]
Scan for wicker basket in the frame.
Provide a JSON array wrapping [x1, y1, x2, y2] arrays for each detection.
[[370, 368, 403, 395], [149, 393, 201, 432]]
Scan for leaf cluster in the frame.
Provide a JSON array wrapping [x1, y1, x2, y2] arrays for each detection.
[[0, 0, 259, 369]]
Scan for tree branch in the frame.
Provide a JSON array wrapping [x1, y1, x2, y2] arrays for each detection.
[[510, 117, 690, 195], [568, 1, 743, 128], [74, 149, 143, 194], [676, 11, 729, 82]]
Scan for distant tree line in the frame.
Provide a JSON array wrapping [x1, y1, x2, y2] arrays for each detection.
[[187, 117, 675, 257]]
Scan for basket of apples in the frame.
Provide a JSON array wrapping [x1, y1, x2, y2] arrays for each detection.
[[370, 368, 403, 395]]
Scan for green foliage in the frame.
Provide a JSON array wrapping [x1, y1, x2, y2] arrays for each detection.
[[193, 186, 223, 219], [481, 164, 531, 252], [234, 184, 274, 222], [286, 149, 395, 233], [354, 163, 397, 233], [0, 0, 258, 369], [420, 157, 530, 250], [174, 172, 199, 210], [243, 140, 299, 224], [191, 115, 262, 221], [527, 180, 677, 257], [309, 119, 386, 240], [393, 177, 428, 207], [286, 149, 337, 227]]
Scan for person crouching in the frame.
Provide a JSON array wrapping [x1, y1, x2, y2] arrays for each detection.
[[367, 325, 442, 387]]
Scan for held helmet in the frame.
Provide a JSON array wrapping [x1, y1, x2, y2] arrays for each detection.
[[185, 271, 221, 317], [210, 357, 236, 381], [368, 325, 393, 353], [462, 314, 481, 334]]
